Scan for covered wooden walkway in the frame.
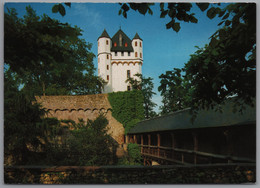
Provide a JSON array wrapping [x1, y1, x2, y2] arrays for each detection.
[[127, 100, 256, 166]]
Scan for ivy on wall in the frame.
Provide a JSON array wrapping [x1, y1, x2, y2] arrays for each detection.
[[108, 90, 144, 134]]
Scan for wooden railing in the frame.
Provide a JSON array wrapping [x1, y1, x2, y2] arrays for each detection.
[[140, 145, 255, 165]]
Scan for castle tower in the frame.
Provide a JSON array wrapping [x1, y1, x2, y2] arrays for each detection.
[[98, 29, 143, 93], [97, 29, 112, 93]]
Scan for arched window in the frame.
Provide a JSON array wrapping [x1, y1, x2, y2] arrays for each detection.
[[106, 40, 109, 45], [125, 43, 128, 47], [135, 52, 138, 57], [135, 41, 137, 46], [107, 75, 109, 81], [140, 53, 142, 58], [114, 42, 117, 47], [140, 42, 142, 47], [107, 54, 109, 59], [107, 65, 109, 70]]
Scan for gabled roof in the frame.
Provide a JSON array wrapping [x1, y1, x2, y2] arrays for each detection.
[[128, 100, 256, 134], [98, 29, 110, 40], [133, 33, 142, 41], [111, 29, 134, 52]]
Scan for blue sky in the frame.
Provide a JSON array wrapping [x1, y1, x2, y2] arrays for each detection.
[[4, 2, 227, 112]]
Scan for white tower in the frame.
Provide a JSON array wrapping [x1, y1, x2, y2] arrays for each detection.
[[97, 29, 112, 93], [98, 29, 143, 93]]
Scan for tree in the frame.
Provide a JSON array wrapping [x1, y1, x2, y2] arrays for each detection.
[[5, 6, 103, 96], [158, 68, 193, 114], [158, 3, 256, 116], [46, 115, 114, 166], [126, 73, 157, 119]]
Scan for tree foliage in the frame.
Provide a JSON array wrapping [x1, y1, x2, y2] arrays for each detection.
[[126, 73, 157, 119], [108, 91, 144, 134], [5, 6, 103, 96], [118, 143, 142, 165], [46, 115, 114, 166], [158, 68, 193, 114], [158, 3, 256, 116], [119, 3, 212, 32]]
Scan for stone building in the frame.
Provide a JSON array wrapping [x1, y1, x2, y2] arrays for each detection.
[[97, 29, 143, 93]]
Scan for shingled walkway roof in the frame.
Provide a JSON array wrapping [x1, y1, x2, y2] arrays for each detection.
[[128, 100, 256, 134], [35, 94, 111, 110]]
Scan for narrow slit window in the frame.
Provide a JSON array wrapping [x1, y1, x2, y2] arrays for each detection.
[[107, 65, 109, 70], [107, 75, 109, 81], [127, 70, 130, 78]]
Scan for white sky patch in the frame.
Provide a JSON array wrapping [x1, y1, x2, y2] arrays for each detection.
[[152, 94, 163, 114], [72, 3, 104, 31]]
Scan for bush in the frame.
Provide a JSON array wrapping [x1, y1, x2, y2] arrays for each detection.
[[117, 143, 142, 165]]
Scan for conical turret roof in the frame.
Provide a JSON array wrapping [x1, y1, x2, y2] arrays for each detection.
[[98, 29, 110, 40], [133, 33, 142, 41]]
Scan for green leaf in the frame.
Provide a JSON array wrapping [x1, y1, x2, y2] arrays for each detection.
[[218, 10, 226, 17], [138, 5, 148, 15], [207, 7, 217, 19], [218, 21, 224, 26], [64, 3, 71, 7], [190, 16, 198, 23], [196, 3, 209, 12], [172, 22, 180, 32], [119, 9, 122, 15], [225, 20, 231, 26], [168, 8, 175, 17], [160, 10, 168, 18], [166, 20, 173, 29], [52, 5, 59, 13], [122, 4, 129, 12], [160, 3, 164, 10], [222, 13, 229, 20], [58, 4, 66, 16], [212, 49, 219, 56], [209, 37, 218, 47]]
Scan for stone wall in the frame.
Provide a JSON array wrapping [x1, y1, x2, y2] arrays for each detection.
[[5, 164, 256, 184], [35, 94, 125, 145]]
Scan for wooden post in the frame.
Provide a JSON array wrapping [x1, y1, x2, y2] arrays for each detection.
[[133, 135, 137, 144], [157, 133, 161, 157], [126, 135, 129, 144], [192, 132, 198, 164], [148, 134, 151, 154], [224, 129, 233, 163], [171, 133, 175, 159], [141, 134, 144, 153]]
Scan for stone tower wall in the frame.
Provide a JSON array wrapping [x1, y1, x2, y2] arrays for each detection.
[[35, 94, 125, 145]]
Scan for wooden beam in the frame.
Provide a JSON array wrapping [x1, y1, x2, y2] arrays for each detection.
[[141, 135, 144, 153], [133, 135, 137, 144], [224, 129, 234, 163], [192, 132, 198, 164], [157, 133, 161, 157], [171, 133, 175, 160]]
